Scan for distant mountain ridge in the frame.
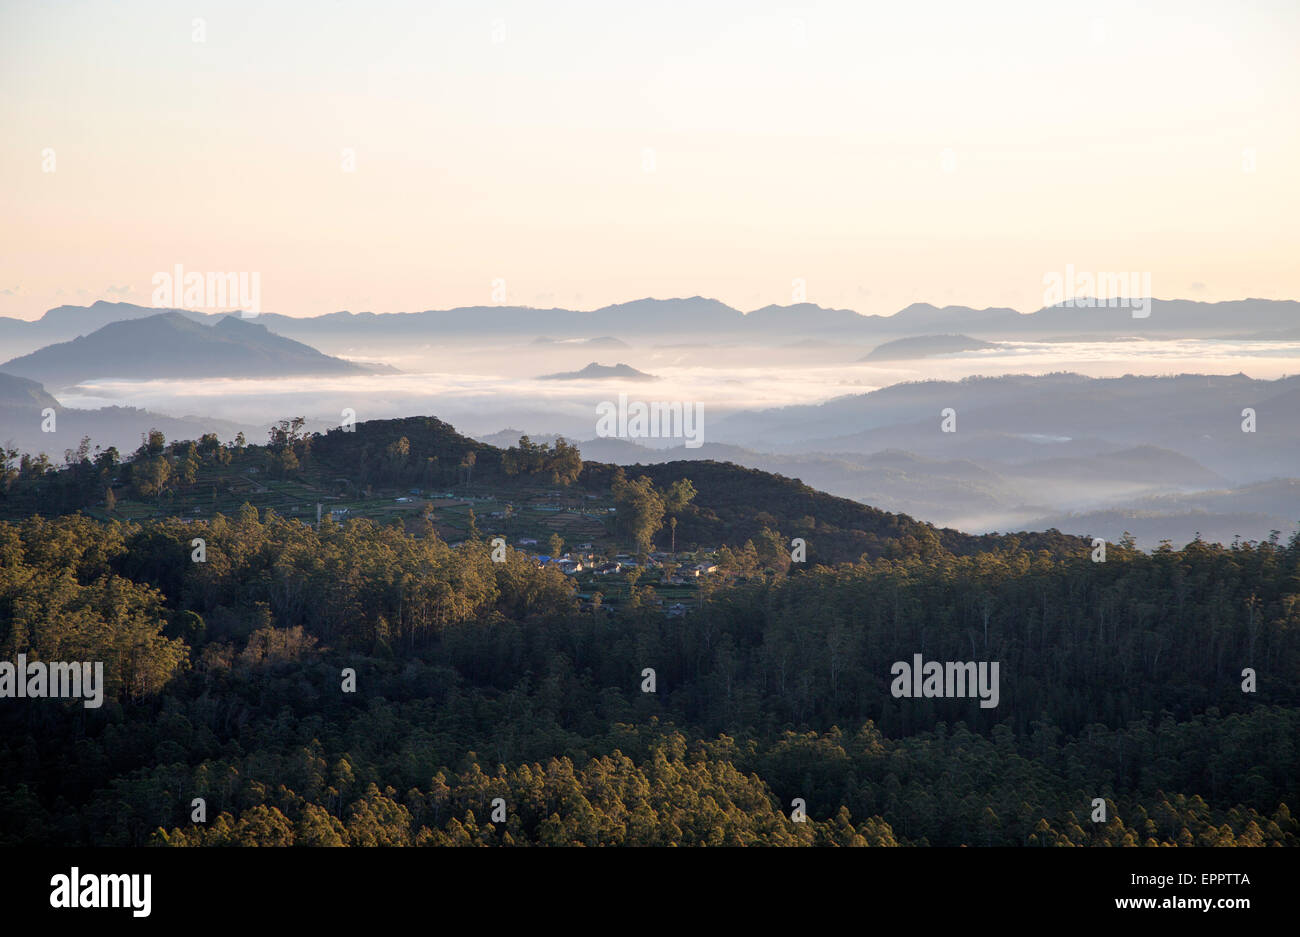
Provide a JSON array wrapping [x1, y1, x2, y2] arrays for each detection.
[[4, 297, 1299, 351]]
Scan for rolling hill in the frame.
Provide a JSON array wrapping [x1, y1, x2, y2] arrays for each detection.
[[0, 312, 382, 389], [537, 362, 658, 381], [860, 334, 996, 360]]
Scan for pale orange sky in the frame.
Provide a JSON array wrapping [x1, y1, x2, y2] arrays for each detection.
[[2, 0, 1298, 320]]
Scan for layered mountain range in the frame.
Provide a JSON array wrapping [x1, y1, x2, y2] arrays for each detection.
[[1, 298, 1295, 549], [1, 297, 1297, 357], [479, 372, 1300, 549]]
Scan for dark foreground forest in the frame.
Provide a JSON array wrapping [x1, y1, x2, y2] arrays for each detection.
[[0, 422, 1297, 846]]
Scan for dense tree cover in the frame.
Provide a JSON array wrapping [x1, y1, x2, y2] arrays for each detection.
[[610, 471, 666, 555], [1, 427, 239, 516], [0, 416, 492, 516], [0, 516, 189, 700], [501, 436, 583, 485], [1, 419, 1088, 570], [1, 501, 1296, 846], [310, 417, 505, 491], [607, 474, 699, 557]]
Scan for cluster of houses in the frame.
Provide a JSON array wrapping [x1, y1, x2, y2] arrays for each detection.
[[524, 554, 588, 575], [515, 539, 597, 576], [664, 562, 718, 583], [392, 489, 429, 503], [513, 544, 720, 582]]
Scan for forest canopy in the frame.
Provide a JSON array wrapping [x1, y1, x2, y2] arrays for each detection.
[[1, 496, 1296, 846]]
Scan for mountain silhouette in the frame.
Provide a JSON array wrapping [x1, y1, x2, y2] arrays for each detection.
[[1, 312, 381, 389], [537, 361, 658, 381]]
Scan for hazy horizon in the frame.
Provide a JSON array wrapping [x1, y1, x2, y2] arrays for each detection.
[[7, 291, 1298, 323]]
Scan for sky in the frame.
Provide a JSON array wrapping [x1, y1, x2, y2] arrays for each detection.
[[2, 0, 1298, 320]]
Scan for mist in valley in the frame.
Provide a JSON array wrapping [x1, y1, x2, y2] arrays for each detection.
[[7, 324, 1297, 551]]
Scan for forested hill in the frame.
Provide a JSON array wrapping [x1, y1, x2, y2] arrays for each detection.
[[1, 501, 1296, 847], [308, 415, 505, 483], [0, 412, 1297, 847], [309, 416, 1087, 562], [2, 413, 1089, 562]]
